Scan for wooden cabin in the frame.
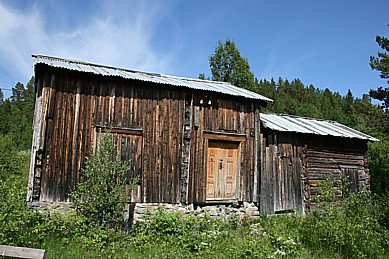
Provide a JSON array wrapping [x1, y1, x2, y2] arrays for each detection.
[[259, 114, 378, 214], [27, 55, 378, 217], [27, 55, 272, 208]]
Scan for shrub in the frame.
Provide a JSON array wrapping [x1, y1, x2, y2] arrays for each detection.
[[301, 192, 389, 258], [71, 132, 138, 227], [0, 134, 21, 180], [0, 176, 45, 247], [130, 208, 230, 255]]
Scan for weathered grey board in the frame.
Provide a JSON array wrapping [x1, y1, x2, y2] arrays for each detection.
[[260, 133, 304, 214], [0, 245, 45, 259]]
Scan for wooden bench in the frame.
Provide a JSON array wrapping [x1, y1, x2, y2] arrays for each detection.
[[0, 245, 45, 259]]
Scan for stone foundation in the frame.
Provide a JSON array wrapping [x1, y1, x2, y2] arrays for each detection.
[[29, 201, 261, 225], [128, 202, 260, 224], [29, 201, 75, 215]]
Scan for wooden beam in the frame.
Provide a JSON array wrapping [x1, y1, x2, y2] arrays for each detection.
[[95, 125, 143, 136], [0, 245, 46, 259], [204, 130, 246, 142]]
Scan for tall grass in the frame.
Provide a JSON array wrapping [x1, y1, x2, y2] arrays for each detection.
[[1, 149, 388, 258]]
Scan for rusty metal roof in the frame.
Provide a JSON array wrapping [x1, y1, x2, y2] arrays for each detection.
[[260, 113, 379, 142], [33, 55, 272, 102]]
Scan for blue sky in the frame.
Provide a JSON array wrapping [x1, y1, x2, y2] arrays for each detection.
[[0, 0, 388, 100]]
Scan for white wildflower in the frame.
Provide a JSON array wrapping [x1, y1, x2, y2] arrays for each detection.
[[274, 249, 286, 256]]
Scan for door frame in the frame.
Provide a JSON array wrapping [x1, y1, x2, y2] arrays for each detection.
[[203, 131, 245, 203]]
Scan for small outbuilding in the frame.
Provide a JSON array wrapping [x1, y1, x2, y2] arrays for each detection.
[[259, 113, 378, 214]]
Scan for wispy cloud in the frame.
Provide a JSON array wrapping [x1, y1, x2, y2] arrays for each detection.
[[0, 0, 180, 90]]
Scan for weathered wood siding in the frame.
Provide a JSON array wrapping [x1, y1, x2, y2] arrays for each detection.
[[31, 66, 185, 203], [187, 96, 261, 204], [304, 135, 369, 211], [260, 132, 304, 214], [29, 64, 263, 205], [260, 131, 370, 214]]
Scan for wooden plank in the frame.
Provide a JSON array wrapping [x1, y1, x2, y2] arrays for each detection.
[[95, 125, 142, 135], [204, 131, 246, 142], [76, 88, 87, 198], [40, 72, 56, 201], [63, 78, 73, 201], [28, 75, 43, 202], [54, 76, 68, 202], [198, 106, 205, 203], [140, 87, 148, 202], [0, 245, 46, 259], [109, 84, 115, 124], [307, 157, 364, 165], [115, 84, 123, 127], [306, 150, 364, 160], [167, 96, 173, 202], [176, 96, 184, 203], [253, 109, 260, 202], [60, 78, 75, 201]]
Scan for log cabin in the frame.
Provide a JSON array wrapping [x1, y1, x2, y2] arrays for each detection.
[[27, 55, 378, 218], [27, 55, 272, 212], [259, 113, 378, 214]]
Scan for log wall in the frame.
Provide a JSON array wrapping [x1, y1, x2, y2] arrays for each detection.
[[260, 131, 370, 214], [305, 135, 369, 211]]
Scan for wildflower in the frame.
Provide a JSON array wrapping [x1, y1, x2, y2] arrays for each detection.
[[274, 249, 286, 256]]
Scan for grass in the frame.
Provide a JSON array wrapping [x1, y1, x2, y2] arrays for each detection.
[[34, 204, 388, 258], [1, 150, 388, 258]]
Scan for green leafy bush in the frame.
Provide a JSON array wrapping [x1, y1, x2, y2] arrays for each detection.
[[369, 139, 389, 195], [0, 134, 21, 179], [71, 132, 138, 227]]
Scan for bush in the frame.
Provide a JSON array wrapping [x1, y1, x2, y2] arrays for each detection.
[[369, 140, 389, 195], [130, 208, 231, 256], [0, 134, 21, 180], [71, 132, 138, 227], [301, 192, 389, 258], [0, 176, 45, 247]]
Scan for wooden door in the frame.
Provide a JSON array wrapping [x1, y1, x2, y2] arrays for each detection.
[[261, 143, 303, 214], [207, 141, 239, 201]]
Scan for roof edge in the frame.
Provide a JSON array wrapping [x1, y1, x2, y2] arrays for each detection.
[[260, 113, 379, 142], [33, 54, 273, 102]]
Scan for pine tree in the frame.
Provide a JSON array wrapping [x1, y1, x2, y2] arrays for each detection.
[[369, 26, 389, 109]]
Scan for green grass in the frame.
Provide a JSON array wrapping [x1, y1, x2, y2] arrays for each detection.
[[1, 151, 388, 258]]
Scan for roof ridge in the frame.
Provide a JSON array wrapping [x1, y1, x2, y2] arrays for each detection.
[[261, 113, 339, 124], [32, 55, 237, 85], [32, 54, 273, 102]]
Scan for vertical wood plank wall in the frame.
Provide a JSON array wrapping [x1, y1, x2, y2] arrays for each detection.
[[260, 133, 304, 214], [30, 65, 262, 205], [187, 96, 260, 204], [33, 67, 185, 203]]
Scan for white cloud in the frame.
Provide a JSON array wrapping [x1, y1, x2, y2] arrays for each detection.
[[0, 3, 46, 82], [0, 0, 180, 92]]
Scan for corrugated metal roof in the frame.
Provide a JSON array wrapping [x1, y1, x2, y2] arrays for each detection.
[[260, 113, 379, 142], [33, 55, 273, 102]]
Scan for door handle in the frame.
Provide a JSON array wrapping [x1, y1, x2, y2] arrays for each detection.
[[219, 160, 223, 170]]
